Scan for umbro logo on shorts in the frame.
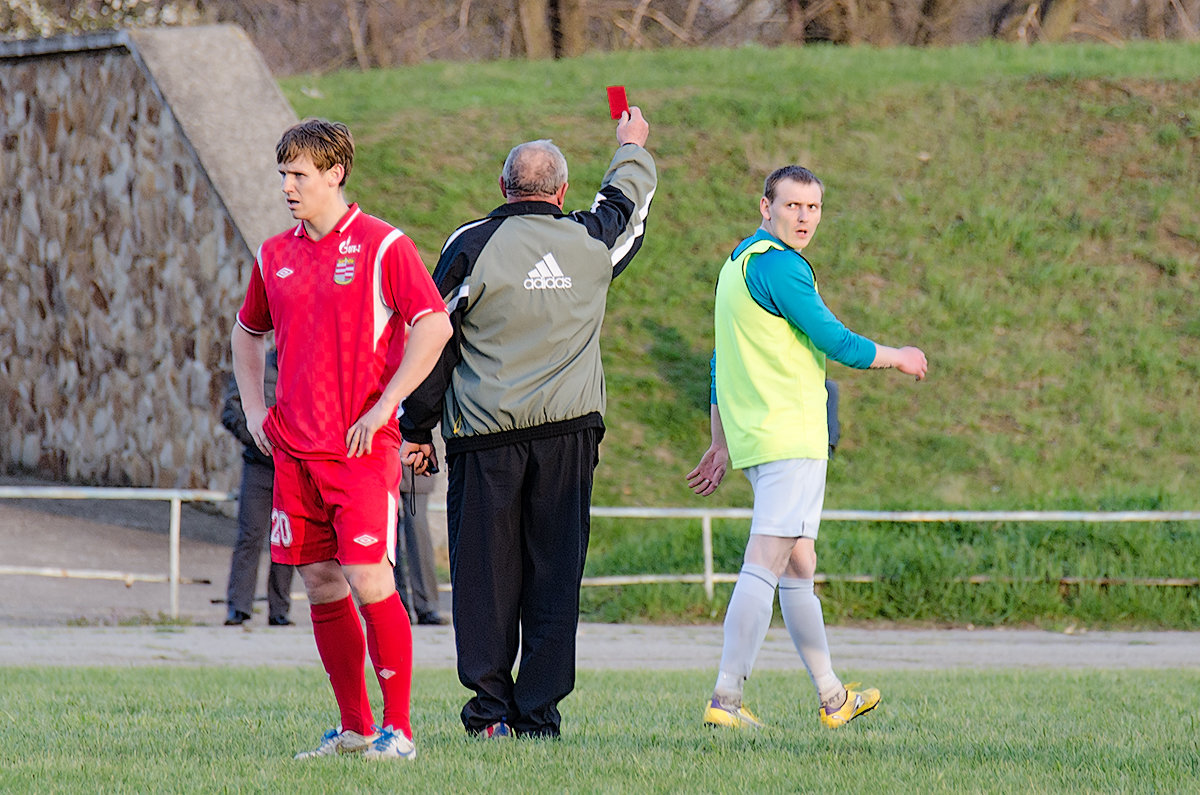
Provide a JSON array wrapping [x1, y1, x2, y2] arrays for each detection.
[[353, 534, 376, 547], [524, 252, 572, 290]]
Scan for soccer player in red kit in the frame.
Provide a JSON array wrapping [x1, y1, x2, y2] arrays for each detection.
[[231, 118, 451, 761]]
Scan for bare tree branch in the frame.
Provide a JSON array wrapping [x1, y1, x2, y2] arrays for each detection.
[[682, 0, 701, 34], [1016, 3, 1041, 44], [1168, 0, 1198, 39], [643, 6, 693, 43], [630, 0, 651, 46], [364, 0, 394, 68], [344, 0, 371, 70], [517, 0, 553, 57], [558, 0, 588, 57]]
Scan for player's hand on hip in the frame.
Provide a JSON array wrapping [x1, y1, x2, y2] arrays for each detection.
[[346, 404, 388, 457], [245, 408, 273, 457]]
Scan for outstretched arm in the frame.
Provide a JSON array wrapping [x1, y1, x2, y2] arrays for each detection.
[[750, 252, 928, 380], [870, 345, 928, 381], [569, 107, 656, 278]]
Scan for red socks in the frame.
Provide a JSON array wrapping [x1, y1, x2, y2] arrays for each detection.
[[311, 592, 414, 739], [311, 594, 373, 735], [360, 592, 414, 739]]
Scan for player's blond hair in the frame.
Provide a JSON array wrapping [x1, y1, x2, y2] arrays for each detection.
[[276, 118, 354, 187]]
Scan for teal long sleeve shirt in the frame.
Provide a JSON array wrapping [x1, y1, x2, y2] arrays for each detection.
[[710, 229, 877, 403]]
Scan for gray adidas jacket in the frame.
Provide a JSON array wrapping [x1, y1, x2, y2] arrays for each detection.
[[399, 143, 656, 454]]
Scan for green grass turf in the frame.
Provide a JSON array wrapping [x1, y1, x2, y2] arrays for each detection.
[[274, 42, 1200, 628], [580, 516, 1200, 627], [1, 667, 1197, 792], [278, 40, 1200, 513]]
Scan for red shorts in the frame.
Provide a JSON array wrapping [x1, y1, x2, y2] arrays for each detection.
[[269, 445, 400, 567]]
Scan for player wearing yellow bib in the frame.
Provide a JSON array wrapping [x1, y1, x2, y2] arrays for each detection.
[[688, 165, 928, 730]]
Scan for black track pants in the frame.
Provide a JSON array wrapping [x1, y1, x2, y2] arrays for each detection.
[[447, 427, 600, 736]]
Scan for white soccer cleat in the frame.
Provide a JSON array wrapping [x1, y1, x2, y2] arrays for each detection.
[[361, 725, 417, 761], [293, 726, 375, 759]]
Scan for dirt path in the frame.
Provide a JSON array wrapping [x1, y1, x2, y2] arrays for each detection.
[[2, 621, 1198, 670], [3, 477, 1198, 670]]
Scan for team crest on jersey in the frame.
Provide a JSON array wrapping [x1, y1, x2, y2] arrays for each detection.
[[333, 257, 355, 285]]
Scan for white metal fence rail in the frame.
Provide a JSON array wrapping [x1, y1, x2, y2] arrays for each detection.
[[3, 487, 1199, 616], [588, 506, 1200, 599], [0, 486, 234, 618]]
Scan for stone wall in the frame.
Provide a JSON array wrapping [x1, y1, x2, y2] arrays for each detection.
[[0, 29, 293, 491]]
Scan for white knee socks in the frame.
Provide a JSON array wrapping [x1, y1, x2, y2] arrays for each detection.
[[778, 577, 843, 707], [714, 563, 778, 705]]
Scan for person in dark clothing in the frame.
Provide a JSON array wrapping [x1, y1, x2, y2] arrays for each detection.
[[398, 108, 656, 739], [393, 460, 448, 625], [221, 349, 294, 626], [826, 379, 840, 459]]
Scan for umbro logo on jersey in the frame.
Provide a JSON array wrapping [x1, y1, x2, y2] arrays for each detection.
[[338, 238, 362, 255], [334, 257, 355, 285], [275, 267, 294, 279], [353, 534, 376, 547], [524, 253, 572, 290]]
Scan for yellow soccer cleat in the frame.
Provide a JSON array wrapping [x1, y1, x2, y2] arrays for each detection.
[[819, 682, 880, 729], [703, 697, 767, 730]]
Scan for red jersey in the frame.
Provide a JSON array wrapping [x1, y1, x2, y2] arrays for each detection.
[[237, 204, 444, 459]]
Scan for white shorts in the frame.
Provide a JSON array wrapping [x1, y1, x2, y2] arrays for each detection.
[[744, 458, 827, 539]]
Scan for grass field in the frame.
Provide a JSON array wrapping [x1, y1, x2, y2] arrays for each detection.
[[276, 42, 1200, 628], [279, 41, 1200, 513], [2, 666, 1197, 793]]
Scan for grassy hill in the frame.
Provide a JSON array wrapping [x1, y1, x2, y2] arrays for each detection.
[[280, 42, 1200, 513], [278, 42, 1200, 626]]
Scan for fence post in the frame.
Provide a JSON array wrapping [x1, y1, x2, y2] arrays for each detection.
[[168, 497, 182, 619], [702, 514, 714, 600]]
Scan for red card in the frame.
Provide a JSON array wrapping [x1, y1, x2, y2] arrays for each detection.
[[607, 86, 629, 119]]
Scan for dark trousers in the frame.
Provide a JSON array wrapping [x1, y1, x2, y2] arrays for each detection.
[[225, 458, 293, 621], [393, 491, 441, 620], [447, 427, 600, 736]]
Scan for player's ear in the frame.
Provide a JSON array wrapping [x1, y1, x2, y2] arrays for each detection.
[[327, 163, 345, 187], [759, 195, 772, 222], [554, 181, 568, 208], [498, 175, 508, 199]]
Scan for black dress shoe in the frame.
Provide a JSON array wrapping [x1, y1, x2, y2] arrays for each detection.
[[268, 616, 294, 626], [224, 611, 250, 626], [416, 613, 450, 626]]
